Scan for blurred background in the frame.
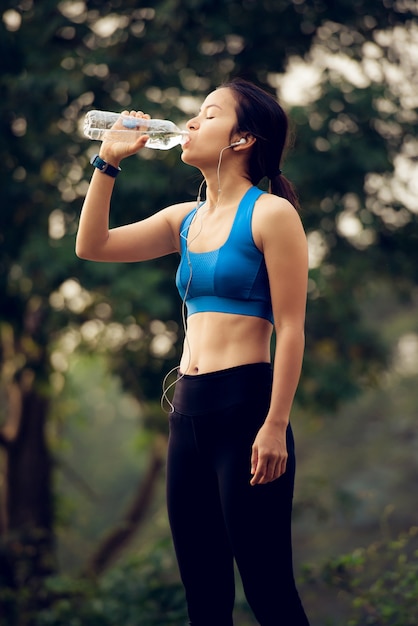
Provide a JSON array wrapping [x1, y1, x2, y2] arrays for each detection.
[[1, 1, 417, 625]]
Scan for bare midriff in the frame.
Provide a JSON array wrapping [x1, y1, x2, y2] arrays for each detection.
[[179, 312, 273, 375]]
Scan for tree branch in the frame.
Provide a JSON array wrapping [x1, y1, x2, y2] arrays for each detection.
[[82, 435, 166, 578]]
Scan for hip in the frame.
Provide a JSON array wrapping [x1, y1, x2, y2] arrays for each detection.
[[172, 362, 272, 417]]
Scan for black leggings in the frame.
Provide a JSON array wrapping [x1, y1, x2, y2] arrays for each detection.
[[166, 363, 309, 626]]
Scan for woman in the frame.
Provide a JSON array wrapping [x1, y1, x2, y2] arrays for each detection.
[[76, 78, 310, 626]]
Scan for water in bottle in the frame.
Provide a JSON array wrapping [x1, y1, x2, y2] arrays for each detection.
[[83, 110, 189, 150]]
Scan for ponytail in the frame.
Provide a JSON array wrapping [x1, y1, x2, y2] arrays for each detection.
[[269, 172, 300, 212]]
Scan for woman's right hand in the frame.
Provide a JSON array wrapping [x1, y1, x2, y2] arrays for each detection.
[[99, 110, 151, 166]]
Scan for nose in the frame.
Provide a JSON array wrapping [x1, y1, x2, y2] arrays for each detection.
[[186, 116, 200, 131]]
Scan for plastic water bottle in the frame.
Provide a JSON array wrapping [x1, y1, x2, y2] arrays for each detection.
[[83, 110, 189, 150]]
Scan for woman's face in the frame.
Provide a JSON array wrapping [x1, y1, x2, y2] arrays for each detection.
[[181, 87, 240, 167]]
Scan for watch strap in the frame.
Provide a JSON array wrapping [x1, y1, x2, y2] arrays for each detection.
[[90, 154, 121, 178]]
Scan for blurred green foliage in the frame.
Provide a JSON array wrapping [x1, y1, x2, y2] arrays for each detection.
[[303, 526, 418, 626], [0, 540, 188, 626]]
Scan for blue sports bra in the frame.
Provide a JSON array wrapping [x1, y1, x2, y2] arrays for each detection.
[[175, 186, 273, 324]]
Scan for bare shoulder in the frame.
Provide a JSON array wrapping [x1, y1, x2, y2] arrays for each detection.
[[254, 192, 302, 224], [164, 199, 196, 217], [162, 199, 196, 227], [252, 193, 306, 250]]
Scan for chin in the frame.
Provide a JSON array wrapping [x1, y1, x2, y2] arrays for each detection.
[[181, 149, 194, 165]]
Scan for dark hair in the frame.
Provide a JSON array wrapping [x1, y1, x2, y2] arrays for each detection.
[[220, 78, 299, 211]]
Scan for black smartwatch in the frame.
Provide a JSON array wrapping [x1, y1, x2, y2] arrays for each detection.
[[90, 154, 121, 178]]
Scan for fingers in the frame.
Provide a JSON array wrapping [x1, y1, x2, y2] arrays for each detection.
[[122, 110, 150, 119], [103, 110, 151, 155], [250, 447, 274, 485], [250, 450, 287, 486], [126, 110, 151, 142], [250, 447, 258, 477], [250, 460, 276, 485]]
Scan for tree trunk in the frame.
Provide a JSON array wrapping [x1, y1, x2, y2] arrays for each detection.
[[0, 380, 55, 619]]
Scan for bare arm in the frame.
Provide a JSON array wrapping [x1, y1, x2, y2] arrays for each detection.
[[250, 196, 308, 485], [76, 110, 191, 263]]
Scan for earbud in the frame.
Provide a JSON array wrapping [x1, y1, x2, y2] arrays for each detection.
[[229, 137, 247, 147]]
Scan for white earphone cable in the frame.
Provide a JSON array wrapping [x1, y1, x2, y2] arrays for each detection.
[[160, 142, 236, 412], [160, 178, 206, 412]]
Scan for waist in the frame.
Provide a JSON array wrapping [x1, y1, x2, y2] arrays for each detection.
[[173, 362, 272, 415], [179, 311, 272, 375]]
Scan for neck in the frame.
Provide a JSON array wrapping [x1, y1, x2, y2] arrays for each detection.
[[200, 168, 252, 209]]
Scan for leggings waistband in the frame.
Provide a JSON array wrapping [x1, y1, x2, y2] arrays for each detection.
[[172, 362, 272, 416]]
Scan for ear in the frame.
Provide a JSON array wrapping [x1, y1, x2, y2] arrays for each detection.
[[232, 134, 256, 150]]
